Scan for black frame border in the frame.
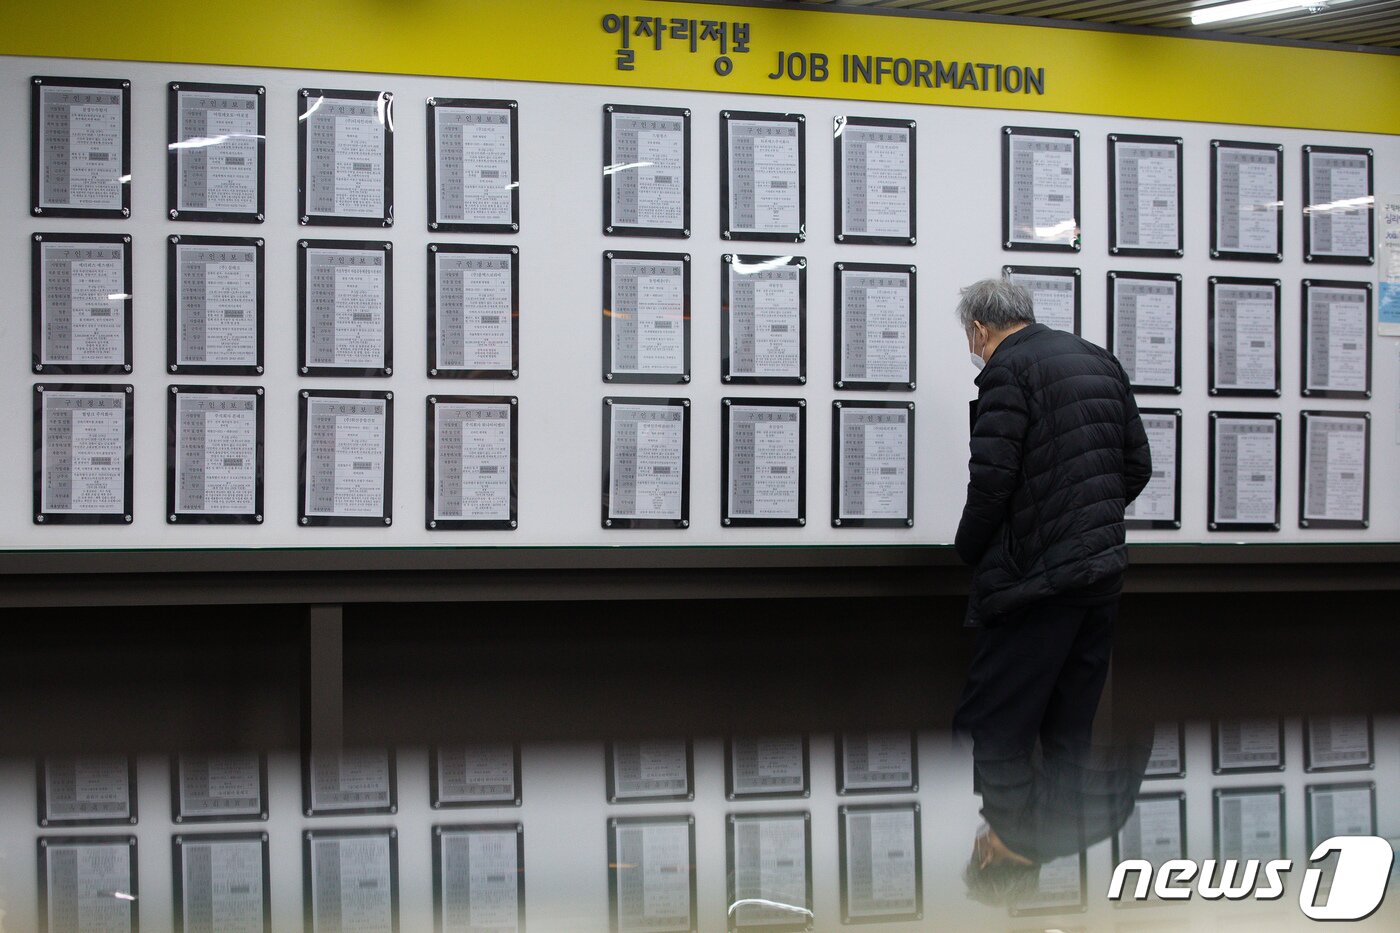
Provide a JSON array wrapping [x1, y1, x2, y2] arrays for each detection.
[[1001, 125, 1081, 253], [724, 734, 811, 800], [720, 253, 807, 386], [1302, 144, 1374, 265], [429, 743, 524, 808], [173, 831, 271, 933], [1126, 408, 1183, 531], [1304, 715, 1375, 773], [426, 96, 520, 235], [1107, 133, 1184, 259], [720, 109, 807, 244], [33, 383, 135, 526], [166, 81, 266, 224], [838, 801, 923, 924], [1107, 270, 1182, 395], [170, 752, 269, 823], [1212, 718, 1286, 774], [427, 243, 519, 380], [1207, 276, 1282, 398], [434, 822, 526, 933], [830, 400, 916, 529], [608, 814, 697, 933], [603, 250, 691, 385], [605, 739, 695, 803], [601, 397, 692, 530], [303, 827, 400, 932], [166, 384, 265, 526], [297, 238, 394, 378], [1301, 279, 1373, 400], [1208, 411, 1283, 533], [1298, 409, 1371, 531], [30, 75, 131, 220], [1212, 785, 1286, 862], [425, 395, 519, 532], [32, 232, 134, 375], [37, 754, 138, 827], [721, 398, 806, 529], [833, 262, 917, 392], [1210, 139, 1284, 263], [1002, 265, 1082, 336], [835, 730, 919, 796], [726, 810, 813, 933], [296, 390, 395, 529], [297, 88, 394, 228], [166, 234, 265, 376], [39, 835, 139, 933], [833, 115, 917, 247], [603, 103, 691, 239]]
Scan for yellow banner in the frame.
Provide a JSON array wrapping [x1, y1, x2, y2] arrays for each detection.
[[5, 0, 1399, 134]]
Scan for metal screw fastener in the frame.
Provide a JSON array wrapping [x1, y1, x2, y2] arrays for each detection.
[[837, 235, 845, 242], [170, 210, 179, 219], [834, 518, 842, 526], [605, 519, 612, 527], [301, 517, 309, 525]]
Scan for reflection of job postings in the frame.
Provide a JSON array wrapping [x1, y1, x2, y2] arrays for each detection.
[[1146, 723, 1183, 776], [1008, 134, 1076, 246], [727, 119, 801, 234], [1114, 141, 1179, 250], [44, 754, 130, 820], [612, 740, 688, 799], [1311, 785, 1373, 842], [305, 248, 386, 370], [178, 752, 263, 818], [310, 833, 395, 933], [1213, 418, 1277, 526], [45, 840, 134, 933], [1307, 715, 1371, 770], [843, 807, 918, 920], [610, 259, 685, 375], [176, 89, 259, 214], [841, 124, 910, 239], [305, 96, 386, 219], [1303, 415, 1367, 524], [611, 111, 686, 231], [435, 744, 516, 804], [1218, 791, 1282, 862], [1119, 796, 1183, 864], [1218, 718, 1282, 769], [609, 405, 685, 521], [613, 820, 692, 933], [434, 402, 512, 522], [842, 732, 913, 791], [435, 105, 513, 227], [1007, 271, 1075, 333], [1307, 286, 1368, 393], [1216, 146, 1279, 254], [1308, 151, 1370, 257], [838, 408, 909, 521], [41, 390, 127, 516], [731, 814, 809, 928], [175, 393, 258, 515], [730, 736, 805, 796], [180, 837, 266, 933], [441, 827, 520, 933], [1214, 284, 1276, 391], [177, 244, 258, 367], [304, 398, 388, 519], [310, 749, 392, 811], [1125, 413, 1177, 523], [841, 270, 911, 384], [38, 84, 124, 210], [728, 405, 800, 521], [727, 259, 801, 379], [41, 242, 126, 367], [437, 252, 512, 371], [1114, 279, 1176, 388], [1019, 854, 1082, 911]]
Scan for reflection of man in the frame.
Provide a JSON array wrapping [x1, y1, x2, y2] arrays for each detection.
[[949, 278, 1152, 901]]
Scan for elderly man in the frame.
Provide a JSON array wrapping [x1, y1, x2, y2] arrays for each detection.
[[950, 276, 1154, 903]]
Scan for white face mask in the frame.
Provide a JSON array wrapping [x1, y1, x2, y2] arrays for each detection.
[[969, 352, 985, 371]]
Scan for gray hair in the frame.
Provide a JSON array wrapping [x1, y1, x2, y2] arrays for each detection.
[[955, 278, 1036, 332]]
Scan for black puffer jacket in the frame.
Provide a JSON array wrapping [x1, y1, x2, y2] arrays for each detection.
[[956, 324, 1152, 621]]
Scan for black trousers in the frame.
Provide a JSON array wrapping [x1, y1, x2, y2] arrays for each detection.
[[953, 598, 1117, 764]]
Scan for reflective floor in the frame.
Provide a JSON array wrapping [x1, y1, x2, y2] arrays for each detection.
[[1, 593, 1396, 931]]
